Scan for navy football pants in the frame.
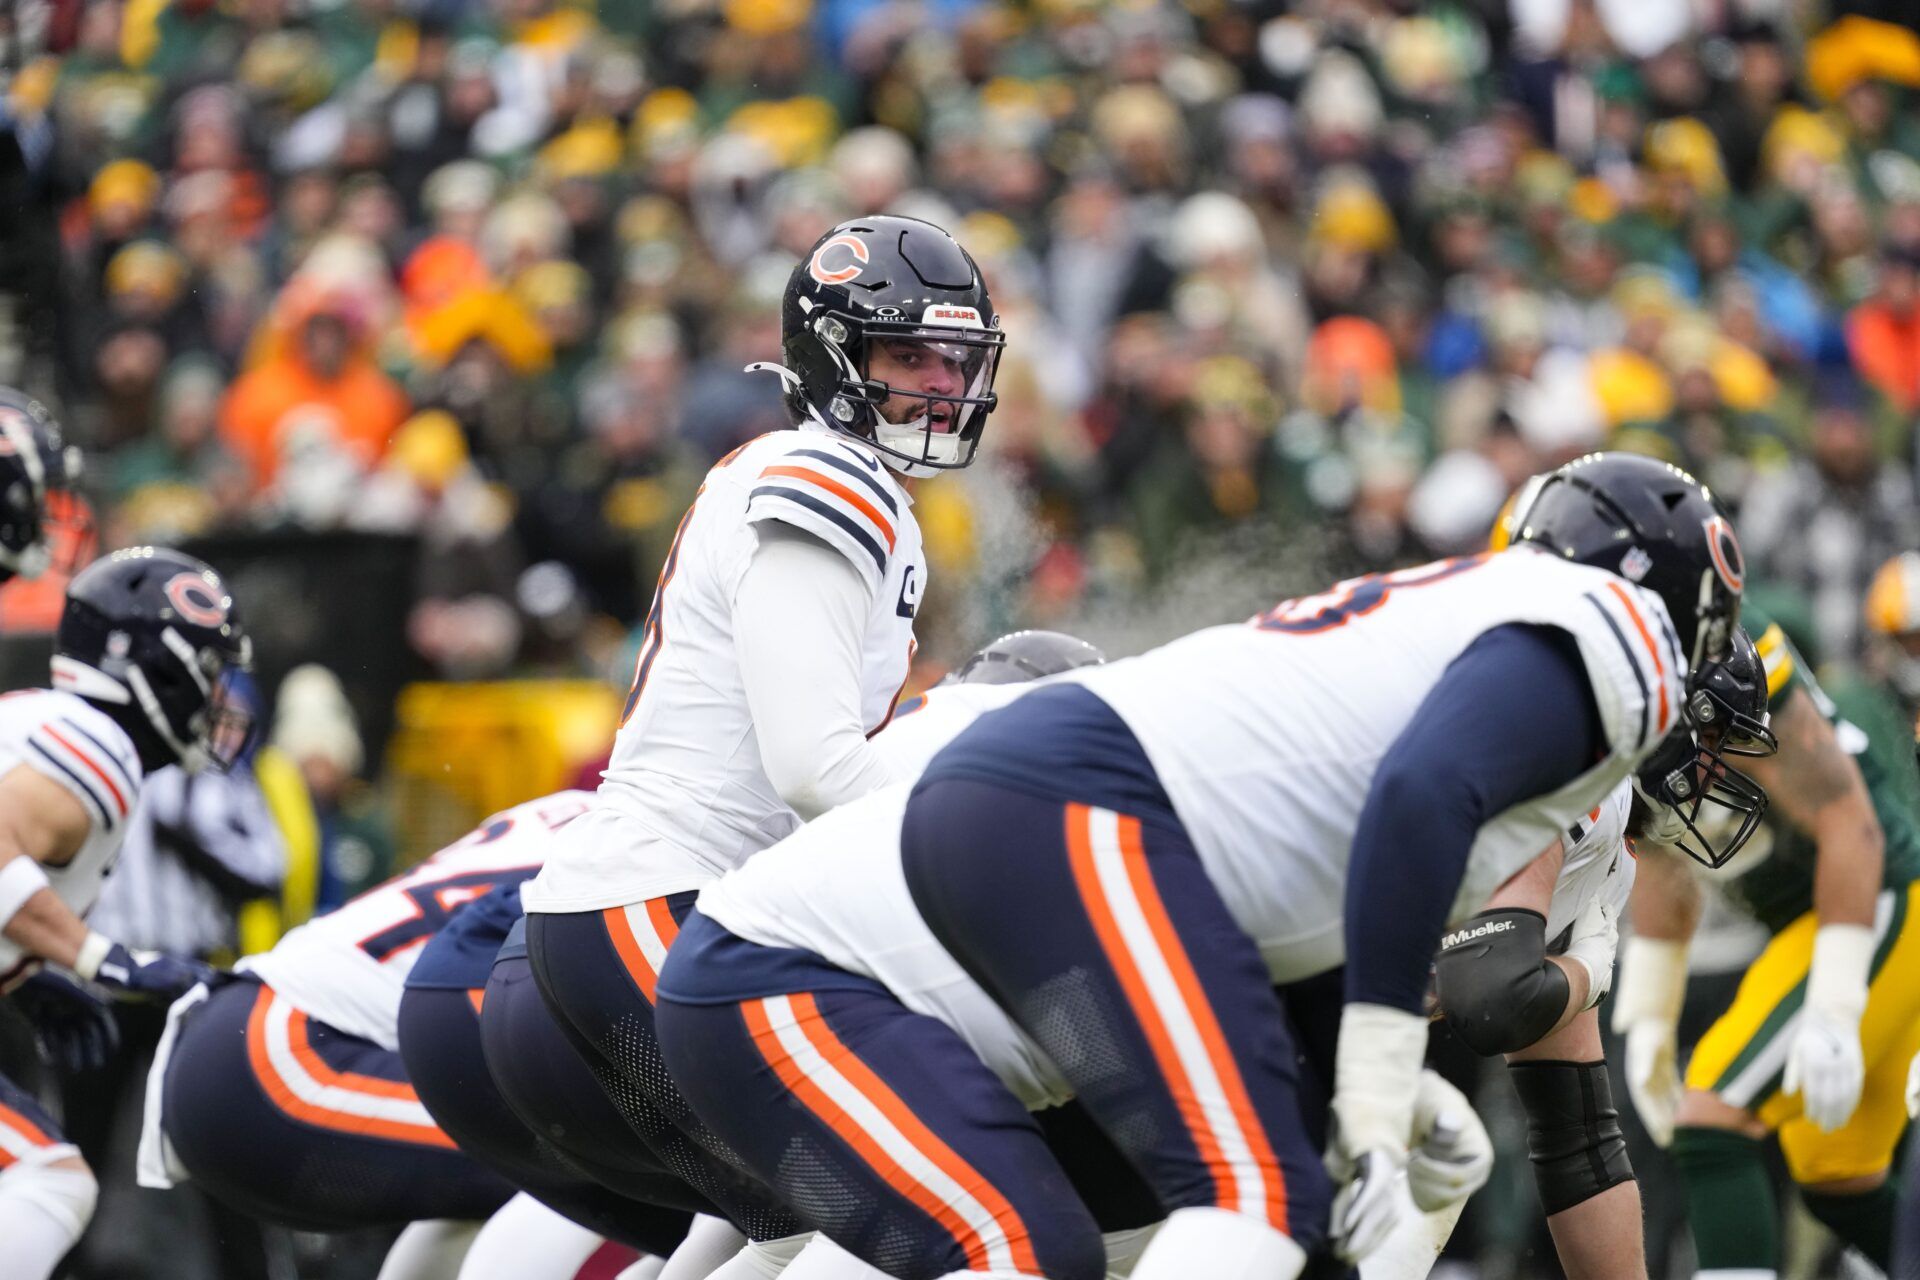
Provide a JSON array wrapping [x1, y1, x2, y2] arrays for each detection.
[[397, 980, 699, 1255], [903, 778, 1332, 1254], [658, 936, 1111, 1280], [518, 897, 806, 1242], [161, 978, 514, 1231]]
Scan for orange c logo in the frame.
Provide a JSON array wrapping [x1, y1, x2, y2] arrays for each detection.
[[1704, 515, 1744, 594], [809, 234, 869, 285], [164, 572, 229, 627]]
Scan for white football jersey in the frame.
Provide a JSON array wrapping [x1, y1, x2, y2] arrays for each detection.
[[1064, 547, 1682, 983], [242, 791, 591, 1048], [700, 662, 1638, 1110], [522, 430, 923, 913], [0, 689, 146, 988], [876, 682, 1037, 784]]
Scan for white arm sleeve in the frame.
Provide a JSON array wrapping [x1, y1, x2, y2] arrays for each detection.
[[735, 523, 897, 820]]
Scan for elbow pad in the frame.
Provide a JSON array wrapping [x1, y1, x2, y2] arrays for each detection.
[[1506, 1059, 1634, 1214], [1433, 909, 1569, 1057]]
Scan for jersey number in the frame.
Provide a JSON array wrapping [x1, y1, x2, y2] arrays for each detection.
[[355, 866, 538, 962], [1255, 555, 1488, 635]]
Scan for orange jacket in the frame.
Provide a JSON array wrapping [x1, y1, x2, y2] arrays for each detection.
[[219, 355, 410, 492], [1846, 302, 1920, 414]]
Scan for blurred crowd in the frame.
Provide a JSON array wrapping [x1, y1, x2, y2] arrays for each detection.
[[6, 0, 1920, 678]]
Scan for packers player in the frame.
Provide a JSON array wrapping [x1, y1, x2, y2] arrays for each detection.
[[1612, 597, 1920, 1278]]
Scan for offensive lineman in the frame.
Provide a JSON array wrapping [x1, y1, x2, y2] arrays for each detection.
[[1612, 591, 1920, 1278], [0, 542, 253, 1280], [496, 215, 1008, 1279], [140, 790, 692, 1278], [653, 453, 1739, 1279]]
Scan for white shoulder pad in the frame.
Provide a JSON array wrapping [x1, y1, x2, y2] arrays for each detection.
[[10, 691, 143, 833], [1563, 579, 1688, 762], [743, 436, 905, 589]]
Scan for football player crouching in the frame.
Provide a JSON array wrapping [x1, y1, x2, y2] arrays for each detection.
[[1, 543, 251, 1280], [139, 789, 694, 1280], [1375, 626, 1777, 1280]]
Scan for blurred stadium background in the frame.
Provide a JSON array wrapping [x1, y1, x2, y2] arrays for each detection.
[[4, 0, 1920, 1275]]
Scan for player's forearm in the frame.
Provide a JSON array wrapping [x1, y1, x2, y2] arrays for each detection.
[[2, 886, 90, 970], [1627, 845, 1702, 942], [1545, 1182, 1647, 1280], [1811, 791, 1883, 928]]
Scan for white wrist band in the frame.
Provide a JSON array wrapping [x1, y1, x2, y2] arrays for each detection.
[[1610, 935, 1689, 1031], [1333, 1002, 1428, 1152], [0, 856, 50, 932], [1809, 923, 1874, 1022], [73, 931, 114, 981]]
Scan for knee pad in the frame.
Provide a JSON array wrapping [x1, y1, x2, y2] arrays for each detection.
[[1129, 1207, 1304, 1280], [0, 1160, 98, 1240], [1506, 1060, 1633, 1215]]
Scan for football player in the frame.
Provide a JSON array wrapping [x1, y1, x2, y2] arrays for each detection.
[[498, 217, 1007, 1279], [139, 788, 690, 1277], [1613, 592, 1920, 1278], [1361, 623, 1776, 1280], [0, 543, 251, 1280], [652, 453, 1739, 1280]]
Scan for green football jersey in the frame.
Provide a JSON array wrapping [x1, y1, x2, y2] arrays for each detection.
[[1722, 600, 1920, 931]]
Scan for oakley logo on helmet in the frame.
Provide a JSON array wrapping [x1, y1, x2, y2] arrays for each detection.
[[809, 234, 869, 285], [1705, 515, 1744, 594], [164, 573, 228, 627]]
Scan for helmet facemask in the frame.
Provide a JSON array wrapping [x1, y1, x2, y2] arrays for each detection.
[[1631, 631, 1777, 869], [125, 627, 255, 774], [808, 311, 1004, 477]]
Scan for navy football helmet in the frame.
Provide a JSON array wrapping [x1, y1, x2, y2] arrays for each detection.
[[1633, 625, 1776, 868], [1508, 452, 1743, 672], [753, 216, 1005, 477], [952, 630, 1107, 685], [0, 387, 83, 583], [53, 548, 254, 773]]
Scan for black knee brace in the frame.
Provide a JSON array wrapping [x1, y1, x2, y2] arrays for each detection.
[[1506, 1058, 1634, 1215], [1433, 908, 1570, 1056]]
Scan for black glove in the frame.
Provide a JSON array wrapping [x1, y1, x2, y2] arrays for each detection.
[[80, 936, 214, 1003], [11, 969, 120, 1072]]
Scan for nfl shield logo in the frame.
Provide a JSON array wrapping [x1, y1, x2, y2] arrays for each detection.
[[1620, 547, 1653, 582]]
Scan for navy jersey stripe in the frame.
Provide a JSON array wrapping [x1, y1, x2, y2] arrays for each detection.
[[749, 485, 887, 572], [29, 740, 111, 828], [788, 449, 898, 514], [59, 720, 136, 795], [1585, 594, 1651, 749]]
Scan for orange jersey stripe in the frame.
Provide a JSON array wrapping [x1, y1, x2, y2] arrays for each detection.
[[467, 988, 486, 1017], [1604, 581, 1672, 734], [0, 1101, 54, 1156], [44, 724, 127, 815], [1063, 804, 1235, 1209], [743, 996, 991, 1270], [759, 466, 897, 551], [603, 905, 661, 1003], [1114, 816, 1285, 1226], [789, 994, 1041, 1274], [244, 987, 455, 1148]]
